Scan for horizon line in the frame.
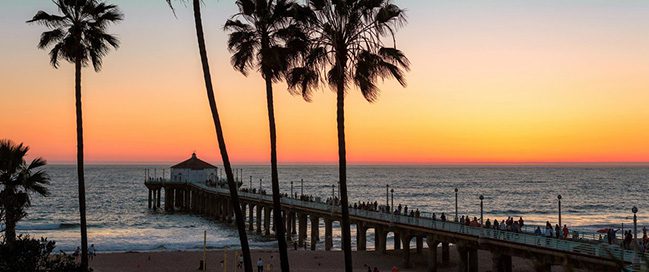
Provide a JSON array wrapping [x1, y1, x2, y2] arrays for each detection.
[[44, 161, 649, 166]]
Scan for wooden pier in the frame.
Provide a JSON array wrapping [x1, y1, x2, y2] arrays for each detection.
[[145, 178, 644, 272]]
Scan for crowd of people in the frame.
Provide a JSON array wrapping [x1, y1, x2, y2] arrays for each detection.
[[531, 221, 572, 239], [235, 184, 649, 253], [619, 227, 649, 252]]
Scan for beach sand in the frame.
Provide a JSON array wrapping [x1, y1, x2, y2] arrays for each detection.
[[91, 247, 550, 272]]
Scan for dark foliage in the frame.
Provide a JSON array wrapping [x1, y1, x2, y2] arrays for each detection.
[[0, 236, 86, 272], [0, 140, 50, 244]]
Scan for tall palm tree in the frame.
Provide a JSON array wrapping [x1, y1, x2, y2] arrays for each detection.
[[0, 140, 50, 245], [27, 1, 123, 270], [225, 1, 307, 271], [164, 1, 253, 271], [288, 1, 409, 271]]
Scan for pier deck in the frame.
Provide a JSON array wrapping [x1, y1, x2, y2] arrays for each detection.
[[145, 179, 645, 272]]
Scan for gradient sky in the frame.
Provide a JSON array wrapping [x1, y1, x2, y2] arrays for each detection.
[[2, 0, 649, 164]]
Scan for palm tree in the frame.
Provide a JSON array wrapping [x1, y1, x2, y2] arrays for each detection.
[[27, 1, 123, 270], [164, 1, 253, 271], [0, 140, 50, 245], [224, 1, 307, 271], [287, 1, 410, 271]]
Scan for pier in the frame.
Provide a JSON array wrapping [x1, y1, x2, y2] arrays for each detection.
[[145, 178, 645, 272]]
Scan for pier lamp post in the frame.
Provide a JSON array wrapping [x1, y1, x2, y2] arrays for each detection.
[[332, 184, 335, 202], [249, 176, 252, 190], [454, 188, 459, 222], [386, 185, 390, 208], [558, 195, 562, 227], [390, 188, 394, 212], [259, 178, 262, 193], [291, 181, 294, 197], [479, 195, 484, 226], [633, 206, 638, 240], [301, 179, 304, 198]]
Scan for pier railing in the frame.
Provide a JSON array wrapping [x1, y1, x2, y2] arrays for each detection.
[[147, 179, 645, 264]]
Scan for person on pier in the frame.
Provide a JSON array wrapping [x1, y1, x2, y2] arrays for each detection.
[[562, 225, 569, 239]]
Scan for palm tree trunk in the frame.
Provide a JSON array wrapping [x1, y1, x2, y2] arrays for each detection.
[[192, 1, 252, 271], [75, 57, 89, 271], [264, 76, 290, 271], [4, 190, 16, 244], [4, 213, 16, 244], [336, 72, 353, 272]]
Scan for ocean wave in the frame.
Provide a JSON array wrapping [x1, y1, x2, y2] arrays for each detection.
[[488, 209, 524, 215], [571, 204, 610, 210], [488, 209, 561, 215], [16, 223, 102, 231]]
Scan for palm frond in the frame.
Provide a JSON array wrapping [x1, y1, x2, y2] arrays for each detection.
[[29, 0, 123, 70], [0, 140, 50, 214], [287, 67, 320, 101], [290, 0, 408, 101], [224, 19, 253, 32], [354, 49, 407, 102], [378, 47, 410, 70], [226, 0, 309, 82], [236, 0, 256, 16], [26, 11, 66, 28], [37, 29, 65, 49], [27, 158, 47, 171]]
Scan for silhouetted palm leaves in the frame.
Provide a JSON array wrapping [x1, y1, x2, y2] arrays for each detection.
[[0, 140, 50, 245], [225, 1, 308, 271], [28, 1, 122, 270], [287, 1, 409, 271]]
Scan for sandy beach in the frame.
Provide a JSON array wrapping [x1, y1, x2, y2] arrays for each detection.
[[91, 247, 547, 272]]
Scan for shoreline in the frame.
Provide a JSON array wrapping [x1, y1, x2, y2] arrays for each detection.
[[90, 248, 551, 272]]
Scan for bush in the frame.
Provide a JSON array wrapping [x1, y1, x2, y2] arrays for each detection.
[[0, 235, 87, 272]]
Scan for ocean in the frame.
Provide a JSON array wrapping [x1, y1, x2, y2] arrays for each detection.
[[16, 164, 649, 253]]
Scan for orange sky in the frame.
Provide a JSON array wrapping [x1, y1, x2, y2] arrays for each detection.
[[2, 1, 649, 164]]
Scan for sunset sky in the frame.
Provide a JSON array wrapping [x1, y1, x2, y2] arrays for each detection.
[[2, 0, 649, 164]]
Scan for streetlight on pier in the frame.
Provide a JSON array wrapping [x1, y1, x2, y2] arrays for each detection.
[[301, 179, 304, 198], [249, 176, 252, 190], [332, 184, 335, 202], [632, 206, 638, 241], [390, 188, 394, 212], [291, 181, 294, 197], [557, 194, 562, 227], [259, 178, 262, 193], [454, 188, 459, 222], [386, 184, 390, 208], [479, 195, 484, 226]]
